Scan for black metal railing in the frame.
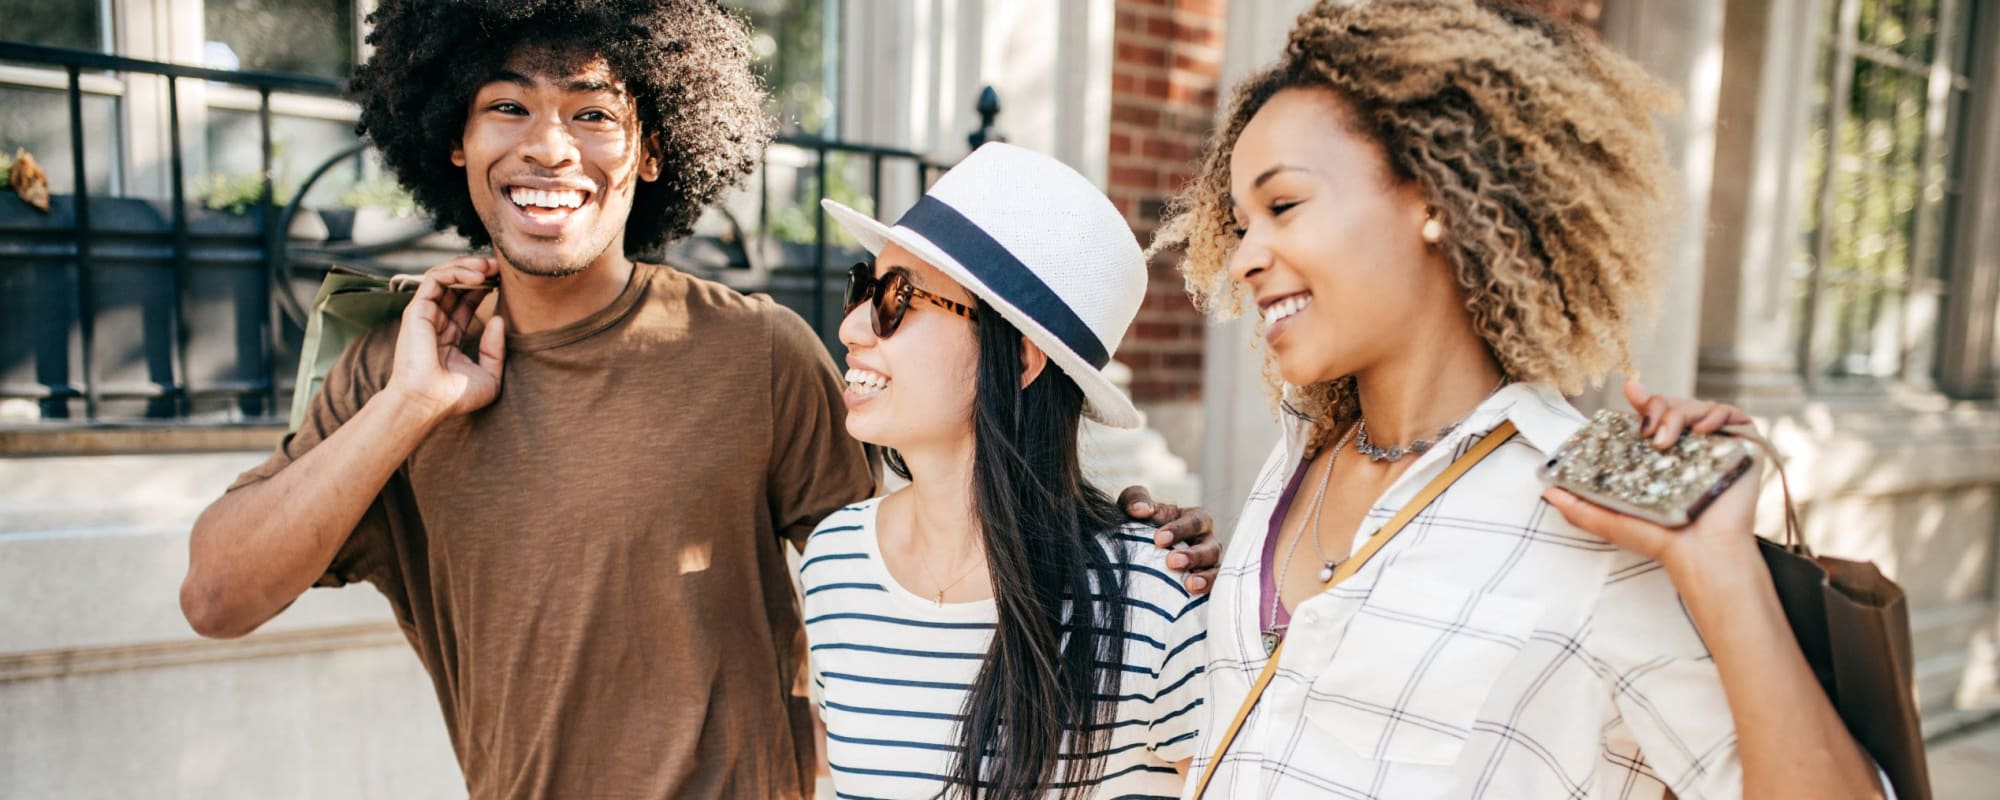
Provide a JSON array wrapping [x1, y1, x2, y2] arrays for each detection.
[[0, 40, 343, 423], [0, 40, 996, 426]]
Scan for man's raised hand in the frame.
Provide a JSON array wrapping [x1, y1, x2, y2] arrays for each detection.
[[388, 256, 506, 422]]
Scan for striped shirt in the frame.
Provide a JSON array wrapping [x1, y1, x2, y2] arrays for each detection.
[[803, 497, 1207, 799]]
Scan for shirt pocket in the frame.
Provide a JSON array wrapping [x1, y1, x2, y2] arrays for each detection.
[[1302, 574, 1543, 766]]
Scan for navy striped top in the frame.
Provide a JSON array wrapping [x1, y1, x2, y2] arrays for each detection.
[[802, 497, 1208, 799]]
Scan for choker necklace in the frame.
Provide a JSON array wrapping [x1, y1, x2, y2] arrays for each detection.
[[1352, 378, 1508, 463]]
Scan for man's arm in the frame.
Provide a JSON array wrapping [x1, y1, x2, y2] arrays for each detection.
[[182, 389, 444, 637], [180, 257, 504, 638]]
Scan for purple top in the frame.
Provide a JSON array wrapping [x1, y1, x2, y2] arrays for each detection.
[[1258, 457, 1315, 636]]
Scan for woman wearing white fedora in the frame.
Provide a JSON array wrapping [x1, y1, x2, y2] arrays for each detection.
[[800, 142, 1206, 799]]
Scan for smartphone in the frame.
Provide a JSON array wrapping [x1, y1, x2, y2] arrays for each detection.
[[1538, 410, 1755, 528]]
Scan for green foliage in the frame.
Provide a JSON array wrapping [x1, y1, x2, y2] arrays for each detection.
[[195, 173, 291, 215], [735, 0, 832, 135], [0, 150, 12, 187], [335, 175, 420, 216], [195, 139, 300, 215], [765, 150, 871, 247]]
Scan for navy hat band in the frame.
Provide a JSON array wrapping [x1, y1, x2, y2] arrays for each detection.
[[895, 195, 1110, 369]]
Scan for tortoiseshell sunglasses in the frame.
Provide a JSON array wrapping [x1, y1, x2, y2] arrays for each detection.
[[844, 262, 978, 338]]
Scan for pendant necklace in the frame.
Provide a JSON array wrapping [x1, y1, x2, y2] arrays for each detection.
[[917, 539, 984, 607], [1264, 423, 1358, 655]]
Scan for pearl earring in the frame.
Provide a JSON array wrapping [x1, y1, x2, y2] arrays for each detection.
[[1421, 217, 1444, 243]]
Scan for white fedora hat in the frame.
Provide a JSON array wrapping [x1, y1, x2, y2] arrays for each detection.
[[821, 142, 1147, 429]]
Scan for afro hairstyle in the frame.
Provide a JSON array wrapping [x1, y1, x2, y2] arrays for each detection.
[[348, 0, 774, 253]]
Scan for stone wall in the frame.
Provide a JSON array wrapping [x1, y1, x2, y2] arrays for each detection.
[[0, 452, 462, 799]]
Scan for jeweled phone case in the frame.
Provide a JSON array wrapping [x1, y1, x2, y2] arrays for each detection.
[[1537, 409, 1755, 528]]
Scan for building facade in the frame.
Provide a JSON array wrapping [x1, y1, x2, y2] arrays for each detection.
[[2, 0, 1997, 797]]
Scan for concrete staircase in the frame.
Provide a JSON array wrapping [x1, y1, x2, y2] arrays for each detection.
[[0, 451, 461, 800]]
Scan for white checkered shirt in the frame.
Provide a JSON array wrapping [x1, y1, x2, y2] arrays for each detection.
[[1189, 382, 1751, 799]]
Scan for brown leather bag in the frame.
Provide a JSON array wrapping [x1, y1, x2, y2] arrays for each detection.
[[1749, 434, 1932, 799]]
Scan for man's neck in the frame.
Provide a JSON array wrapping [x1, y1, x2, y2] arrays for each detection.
[[493, 252, 637, 335]]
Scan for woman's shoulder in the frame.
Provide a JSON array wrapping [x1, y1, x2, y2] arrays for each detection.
[[1096, 524, 1197, 611], [802, 496, 885, 552]]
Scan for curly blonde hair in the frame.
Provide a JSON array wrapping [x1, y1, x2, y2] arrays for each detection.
[[1151, 0, 1675, 445]]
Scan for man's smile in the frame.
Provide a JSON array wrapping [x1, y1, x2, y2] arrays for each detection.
[[497, 178, 598, 237]]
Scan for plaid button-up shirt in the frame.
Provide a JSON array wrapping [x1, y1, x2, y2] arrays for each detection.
[[1189, 382, 1750, 799]]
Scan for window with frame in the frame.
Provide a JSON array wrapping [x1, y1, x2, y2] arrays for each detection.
[[1794, 0, 1978, 388], [202, 0, 367, 208], [2, 0, 110, 52], [0, 0, 123, 196], [727, 0, 840, 137], [716, 0, 871, 250]]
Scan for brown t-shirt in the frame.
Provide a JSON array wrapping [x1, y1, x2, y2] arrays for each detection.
[[230, 262, 874, 799]]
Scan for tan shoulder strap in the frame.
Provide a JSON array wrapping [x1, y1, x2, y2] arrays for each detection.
[[1188, 421, 1518, 799], [1722, 424, 1806, 554]]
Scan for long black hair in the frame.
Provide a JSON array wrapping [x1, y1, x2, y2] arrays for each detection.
[[884, 304, 1130, 798]]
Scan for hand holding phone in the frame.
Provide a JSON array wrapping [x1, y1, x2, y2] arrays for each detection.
[[1538, 409, 1755, 528]]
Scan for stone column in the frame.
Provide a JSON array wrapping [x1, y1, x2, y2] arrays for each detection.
[[1936, 5, 2000, 400], [1584, 0, 1727, 409], [838, 0, 1114, 219], [841, 0, 1111, 165], [1197, 0, 1310, 530], [1690, 0, 1825, 411]]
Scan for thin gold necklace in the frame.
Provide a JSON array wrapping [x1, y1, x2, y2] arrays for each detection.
[[915, 536, 985, 607]]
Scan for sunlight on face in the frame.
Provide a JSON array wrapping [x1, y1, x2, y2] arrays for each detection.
[[452, 48, 659, 277], [836, 244, 984, 455], [1226, 87, 1447, 388]]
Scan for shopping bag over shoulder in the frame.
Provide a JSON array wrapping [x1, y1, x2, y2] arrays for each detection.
[[288, 268, 421, 431], [1748, 435, 1931, 800]]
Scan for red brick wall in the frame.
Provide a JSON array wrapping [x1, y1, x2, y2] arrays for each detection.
[[1107, 0, 1225, 404], [1104, 0, 1601, 406]]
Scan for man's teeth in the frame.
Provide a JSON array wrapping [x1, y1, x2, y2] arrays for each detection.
[[508, 187, 585, 209], [1264, 294, 1312, 324], [844, 368, 891, 390]]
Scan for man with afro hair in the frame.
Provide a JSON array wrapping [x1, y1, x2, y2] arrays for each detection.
[[177, 2, 868, 797]]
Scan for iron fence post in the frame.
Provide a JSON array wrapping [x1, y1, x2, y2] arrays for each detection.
[[66, 65, 98, 420]]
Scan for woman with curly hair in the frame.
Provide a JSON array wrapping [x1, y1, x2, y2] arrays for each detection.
[[1153, 1, 1887, 797]]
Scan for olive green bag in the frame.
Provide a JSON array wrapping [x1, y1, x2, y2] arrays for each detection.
[[287, 268, 421, 430]]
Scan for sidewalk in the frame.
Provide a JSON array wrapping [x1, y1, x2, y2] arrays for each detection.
[[1930, 718, 2000, 800]]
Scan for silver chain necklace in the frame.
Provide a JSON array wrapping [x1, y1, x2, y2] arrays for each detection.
[[1352, 378, 1508, 463], [1264, 423, 1359, 656]]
